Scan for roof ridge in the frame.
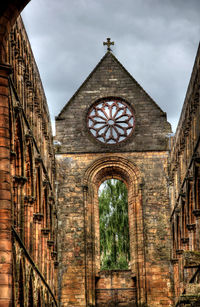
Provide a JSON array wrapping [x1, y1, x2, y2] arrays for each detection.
[[57, 50, 166, 118]]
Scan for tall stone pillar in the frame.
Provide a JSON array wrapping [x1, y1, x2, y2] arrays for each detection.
[[0, 63, 12, 307]]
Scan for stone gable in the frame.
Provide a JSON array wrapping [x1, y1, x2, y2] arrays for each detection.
[[56, 50, 173, 306], [56, 52, 171, 153]]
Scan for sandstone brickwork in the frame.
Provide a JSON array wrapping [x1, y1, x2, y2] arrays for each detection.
[[56, 52, 171, 154], [0, 2, 200, 306], [0, 15, 58, 306], [95, 270, 137, 306], [169, 43, 200, 306], [56, 51, 173, 307]]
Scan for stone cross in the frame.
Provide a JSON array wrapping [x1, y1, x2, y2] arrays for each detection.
[[103, 38, 114, 52]]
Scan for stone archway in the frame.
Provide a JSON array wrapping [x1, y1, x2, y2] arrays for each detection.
[[83, 156, 147, 306]]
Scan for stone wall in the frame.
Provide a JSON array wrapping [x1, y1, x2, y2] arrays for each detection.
[[56, 49, 173, 307], [169, 44, 200, 306], [56, 52, 171, 154], [1, 2, 200, 306], [0, 15, 58, 306], [56, 152, 172, 307], [95, 270, 137, 307]]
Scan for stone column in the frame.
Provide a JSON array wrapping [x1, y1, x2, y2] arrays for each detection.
[[0, 63, 12, 307]]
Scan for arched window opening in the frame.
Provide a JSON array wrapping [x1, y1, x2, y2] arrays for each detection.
[[176, 215, 181, 251], [28, 274, 34, 307], [18, 261, 24, 307], [13, 117, 23, 231], [187, 181, 194, 225], [49, 202, 53, 234], [45, 292, 50, 307], [37, 289, 41, 307], [14, 118, 23, 177], [43, 188, 48, 228], [172, 222, 176, 257], [35, 167, 41, 213], [98, 179, 130, 270], [24, 144, 33, 248], [25, 144, 33, 197], [195, 166, 200, 209]]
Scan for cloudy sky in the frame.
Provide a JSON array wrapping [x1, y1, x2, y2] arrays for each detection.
[[21, 0, 200, 134]]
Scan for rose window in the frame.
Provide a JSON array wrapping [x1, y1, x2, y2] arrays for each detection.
[[87, 99, 135, 144]]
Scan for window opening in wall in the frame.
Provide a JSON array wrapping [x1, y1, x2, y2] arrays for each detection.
[[18, 261, 24, 306], [87, 98, 135, 144], [35, 167, 41, 212], [28, 274, 34, 307], [98, 179, 130, 270]]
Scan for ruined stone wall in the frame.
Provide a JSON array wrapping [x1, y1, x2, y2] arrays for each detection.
[[95, 270, 137, 307], [169, 43, 200, 306], [56, 151, 172, 307], [0, 16, 58, 306], [3, 2, 200, 307], [56, 50, 173, 307]]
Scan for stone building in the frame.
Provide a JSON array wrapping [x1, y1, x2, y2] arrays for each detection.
[[169, 44, 200, 307], [0, 1, 200, 306], [55, 47, 173, 307], [0, 14, 58, 307]]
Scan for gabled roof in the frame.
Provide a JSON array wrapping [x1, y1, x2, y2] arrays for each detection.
[[57, 51, 165, 118]]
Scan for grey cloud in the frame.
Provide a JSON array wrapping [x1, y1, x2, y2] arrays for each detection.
[[22, 0, 200, 134]]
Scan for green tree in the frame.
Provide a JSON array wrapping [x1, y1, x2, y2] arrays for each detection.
[[99, 179, 130, 270]]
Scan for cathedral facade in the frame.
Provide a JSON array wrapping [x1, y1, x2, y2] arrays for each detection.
[[55, 48, 172, 307], [0, 2, 200, 306]]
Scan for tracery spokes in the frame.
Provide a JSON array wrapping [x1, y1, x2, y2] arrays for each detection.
[[87, 99, 135, 144]]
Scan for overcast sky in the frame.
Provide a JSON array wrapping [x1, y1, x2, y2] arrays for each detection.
[[21, 0, 200, 134]]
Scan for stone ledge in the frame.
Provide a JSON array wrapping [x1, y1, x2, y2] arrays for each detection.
[[171, 258, 178, 264], [13, 175, 27, 185], [176, 249, 184, 255], [51, 251, 57, 259], [186, 224, 196, 231], [177, 294, 200, 305], [33, 212, 44, 222], [181, 237, 189, 244], [24, 195, 35, 203], [41, 228, 50, 236], [184, 251, 200, 268], [193, 209, 200, 217], [47, 240, 54, 248]]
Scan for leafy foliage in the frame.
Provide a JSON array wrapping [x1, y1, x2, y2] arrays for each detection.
[[99, 179, 130, 270]]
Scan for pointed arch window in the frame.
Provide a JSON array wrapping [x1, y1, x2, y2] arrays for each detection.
[[43, 187, 49, 228], [13, 117, 23, 232], [24, 142, 33, 248], [35, 167, 41, 213], [18, 261, 24, 307], [25, 144, 33, 197], [98, 179, 130, 269], [28, 273, 34, 307]]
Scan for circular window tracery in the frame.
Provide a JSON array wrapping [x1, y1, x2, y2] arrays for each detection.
[[87, 98, 135, 144]]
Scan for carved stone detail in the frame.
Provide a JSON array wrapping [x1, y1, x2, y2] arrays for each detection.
[[41, 228, 50, 236], [186, 224, 196, 231], [33, 212, 44, 222]]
